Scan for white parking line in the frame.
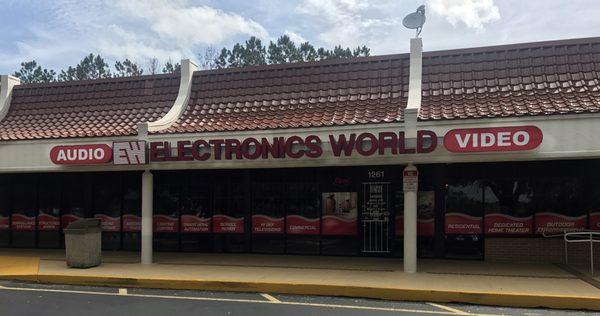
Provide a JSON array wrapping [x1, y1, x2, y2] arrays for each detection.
[[260, 293, 280, 303], [0, 284, 502, 316], [118, 288, 128, 295], [428, 302, 471, 315]]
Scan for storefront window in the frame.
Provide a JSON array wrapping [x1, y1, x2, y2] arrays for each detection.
[[180, 172, 212, 252], [62, 173, 92, 231], [532, 177, 585, 234], [484, 179, 533, 235], [93, 173, 122, 250], [445, 179, 483, 259], [122, 172, 141, 250], [321, 168, 359, 255], [0, 175, 8, 247], [11, 174, 37, 247], [251, 171, 285, 253], [286, 170, 320, 254], [153, 172, 180, 251], [38, 174, 61, 248], [213, 171, 248, 252]]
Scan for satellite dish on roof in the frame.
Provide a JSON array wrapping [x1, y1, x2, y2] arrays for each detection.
[[402, 5, 426, 37]]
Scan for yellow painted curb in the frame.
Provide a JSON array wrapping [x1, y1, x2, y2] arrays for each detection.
[[35, 274, 600, 311], [0, 256, 40, 282]]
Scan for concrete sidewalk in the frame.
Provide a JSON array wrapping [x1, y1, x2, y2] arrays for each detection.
[[1, 249, 599, 311]]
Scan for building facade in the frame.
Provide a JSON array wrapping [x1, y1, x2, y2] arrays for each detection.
[[0, 37, 599, 267]]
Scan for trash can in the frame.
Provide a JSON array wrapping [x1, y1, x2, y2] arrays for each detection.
[[64, 218, 102, 268]]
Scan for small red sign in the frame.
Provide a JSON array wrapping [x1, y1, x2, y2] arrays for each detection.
[[181, 215, 211, 233], [50, 144, 112, 165], [252, 215, 284, 234], [444, 126, 542, 153], [39, 214, 60, 231], [286, 215, 320, 235], [322, 215, 357, 236], [61, 214, 82, 229], [213, 215, 244, 233], [94, 214, 121, 232], [11, 214, 36, 231], [535, 213, 586, 234], [485, 214, 532, 235], [153, 214, 178, 233], [123, 214, 141, 232], [445, 213, 482, 234]]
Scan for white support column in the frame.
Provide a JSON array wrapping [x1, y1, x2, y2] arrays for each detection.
[[403, 164, 418, 273], [0, 75, 20, 122], [141, 170, 154, 264]]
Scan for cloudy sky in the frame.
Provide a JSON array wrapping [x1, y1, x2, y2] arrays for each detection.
[[0, 0, 598, 74]]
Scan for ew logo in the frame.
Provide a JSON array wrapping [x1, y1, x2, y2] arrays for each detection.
[[113, 141, 147, 165]]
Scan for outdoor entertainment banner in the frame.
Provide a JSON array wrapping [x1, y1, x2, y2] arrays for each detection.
[[61, 214, 82, 229], [213, 215, 244, 233], [286, 215, 320, 235], [322, 192, 357, 236], [535, 212, 586, 234], [252, 215, 284, 234], [181, 214, 211, 233]]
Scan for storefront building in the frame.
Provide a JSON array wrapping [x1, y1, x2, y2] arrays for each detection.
[[0, 37, 599, 269]]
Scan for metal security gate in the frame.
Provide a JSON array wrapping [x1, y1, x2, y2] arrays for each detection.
[[361, 182, 391, 253]]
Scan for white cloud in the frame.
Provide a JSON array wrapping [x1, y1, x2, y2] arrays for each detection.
[[283, 30, 308, 44], [426, 0, 500, 31]]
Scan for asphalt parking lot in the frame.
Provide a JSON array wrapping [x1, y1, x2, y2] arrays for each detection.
[[0, 280, 596, 316]]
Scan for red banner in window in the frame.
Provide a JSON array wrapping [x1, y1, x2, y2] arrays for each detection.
[[286, 215, 320, 235], [94, 214, 121, 232], [11, 214, 36, 232], [153, 214, 178, 233], [39, 214, 60, 231], [62, 214, 82, 229], [181, 215, 211, 233], [591, 212, 600, 231], [213, 215, 244, 233], [445, 213, 482, 234], [252, 215, 284, 234], [484, 214, 532, 235], [394, 216, 434, 237], [535, 213, 586, 234], [0, 216, 7, 230], [322, 215, 357, 236], [123, 214, 141, 232]]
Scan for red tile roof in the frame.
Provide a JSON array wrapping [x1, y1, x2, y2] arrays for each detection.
[[160, 55, 408, 134], [0, 74, 180, 140], [1, 37, 599, 140], [419, 37, 600, 120]]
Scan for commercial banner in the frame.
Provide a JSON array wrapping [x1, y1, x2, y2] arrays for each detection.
[[535, 213, 587, 234], [322, 192, 357, 236], [395, 191, 435, 237], [485, 214, 532, 235], [591, 212, 600, 231], [0, 216, 7, 230], [122, 214, 141, 232], [181, 215, 211, 233], [61, 214, 82, 229], [153, 214, 179, 233], [38, 213, 60, 231], [444, 126, 543, 153], [213, 215, 244, 233], [286, 215, 320, 235], [94, 214, 121, 232], [444, 213, 482, 234], [252, 215, 284, 234], [11, 214, 36, 231]]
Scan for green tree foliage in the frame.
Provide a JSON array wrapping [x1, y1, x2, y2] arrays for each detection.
[[215, 35, 371, 69], [114, 59, 144, 77], [162, 60, 181, 74], [13, 61, 57, 84], [58, 54, 111, 81]]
